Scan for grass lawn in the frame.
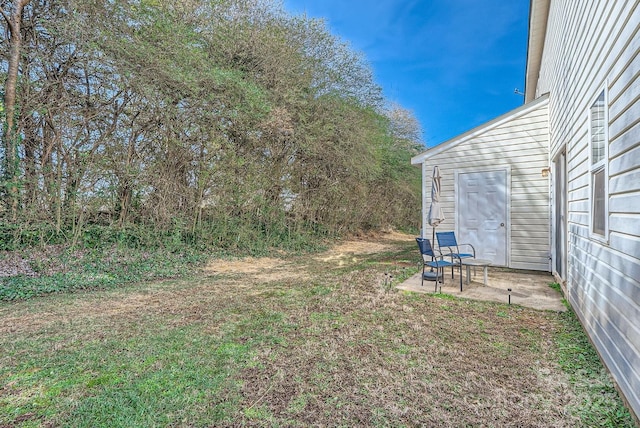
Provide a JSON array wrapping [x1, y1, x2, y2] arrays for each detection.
[[0, 234, 635, 427]]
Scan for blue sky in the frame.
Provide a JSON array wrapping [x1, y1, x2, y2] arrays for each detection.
[[282, 0, 530, 147]]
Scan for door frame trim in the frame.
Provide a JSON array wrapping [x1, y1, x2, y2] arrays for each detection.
[[551, 147, 568, 284], [454, 167, 511, 267]]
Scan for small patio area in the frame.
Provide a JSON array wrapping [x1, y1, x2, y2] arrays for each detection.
[[397, 267, 566, 312]]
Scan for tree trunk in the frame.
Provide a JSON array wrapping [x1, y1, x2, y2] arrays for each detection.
[[1, 0, 31, 219], [22, 114, 37, 209]]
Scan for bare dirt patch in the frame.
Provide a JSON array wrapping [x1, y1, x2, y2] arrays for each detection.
[[204, 257, 286, 275], [203, 256, 307, 283], [202, 231, 413, 278], [313, 240, 392, 265]]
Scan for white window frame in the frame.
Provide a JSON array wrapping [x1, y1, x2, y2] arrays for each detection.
[[588, 87, 608, 241]]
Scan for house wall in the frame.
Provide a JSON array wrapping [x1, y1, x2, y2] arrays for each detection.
[[535, 0, 640, 418], [416, 98, 550, 271]]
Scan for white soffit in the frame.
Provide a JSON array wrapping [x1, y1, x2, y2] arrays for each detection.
[[525, 0, 550, 102]]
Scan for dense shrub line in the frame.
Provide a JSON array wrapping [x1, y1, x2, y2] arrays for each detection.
[[1, 0, 423, 253]]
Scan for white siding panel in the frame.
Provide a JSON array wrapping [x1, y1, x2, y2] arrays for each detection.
[[569, 285, 640, 418], [512, 262, 550, 270], [511, 241, 549, 251], [610, 214, 640, 236], [569, 186, 589, 202], [610, 119, 640, 158], [512, 219, 549, 227], [610, 143, 640, 176], [610, 96, 640, 141], [609, 192, 640, 214], [609, 232, 640, 260], [609, 72, 640, 125], [537, 0, 640, 418], [608, 6, 640, 100], [609, 168, 640, 194]]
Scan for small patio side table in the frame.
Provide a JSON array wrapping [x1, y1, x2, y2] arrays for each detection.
[[461, 259, 492, 286]]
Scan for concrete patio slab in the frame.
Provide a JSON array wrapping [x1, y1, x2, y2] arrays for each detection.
[[397, 267, 566, 312]]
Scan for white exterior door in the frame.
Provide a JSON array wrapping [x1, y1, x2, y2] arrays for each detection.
[[457, 170, 508, 266]]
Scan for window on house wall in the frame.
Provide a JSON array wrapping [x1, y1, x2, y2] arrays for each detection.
[[589, 90, 607, 237]]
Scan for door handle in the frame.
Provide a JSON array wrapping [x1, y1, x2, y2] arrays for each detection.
[[500, 223, 505, 227]]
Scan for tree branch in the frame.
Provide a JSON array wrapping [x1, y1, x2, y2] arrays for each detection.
[[0, 0, 31, 33], [0, 6, 12, 29]]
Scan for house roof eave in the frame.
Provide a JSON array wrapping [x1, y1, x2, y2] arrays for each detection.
[[524, 0, 551, 102]]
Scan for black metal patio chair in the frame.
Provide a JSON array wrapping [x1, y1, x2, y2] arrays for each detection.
[[436, 231, 476, 278], [416, 237, 462, 291]]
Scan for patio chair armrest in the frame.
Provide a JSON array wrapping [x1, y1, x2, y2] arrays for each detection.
[[459, 243, 476, 257], [438, 246, 455, 258], [422, 247, 448, 261], [433, 248, 448, 259]]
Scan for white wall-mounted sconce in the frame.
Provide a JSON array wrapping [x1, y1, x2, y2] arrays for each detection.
[[541, 167, 551, 178]]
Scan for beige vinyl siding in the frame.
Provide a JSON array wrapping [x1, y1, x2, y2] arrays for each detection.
[[538, 0, 640, 418], [413, 97, 550, 271]]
